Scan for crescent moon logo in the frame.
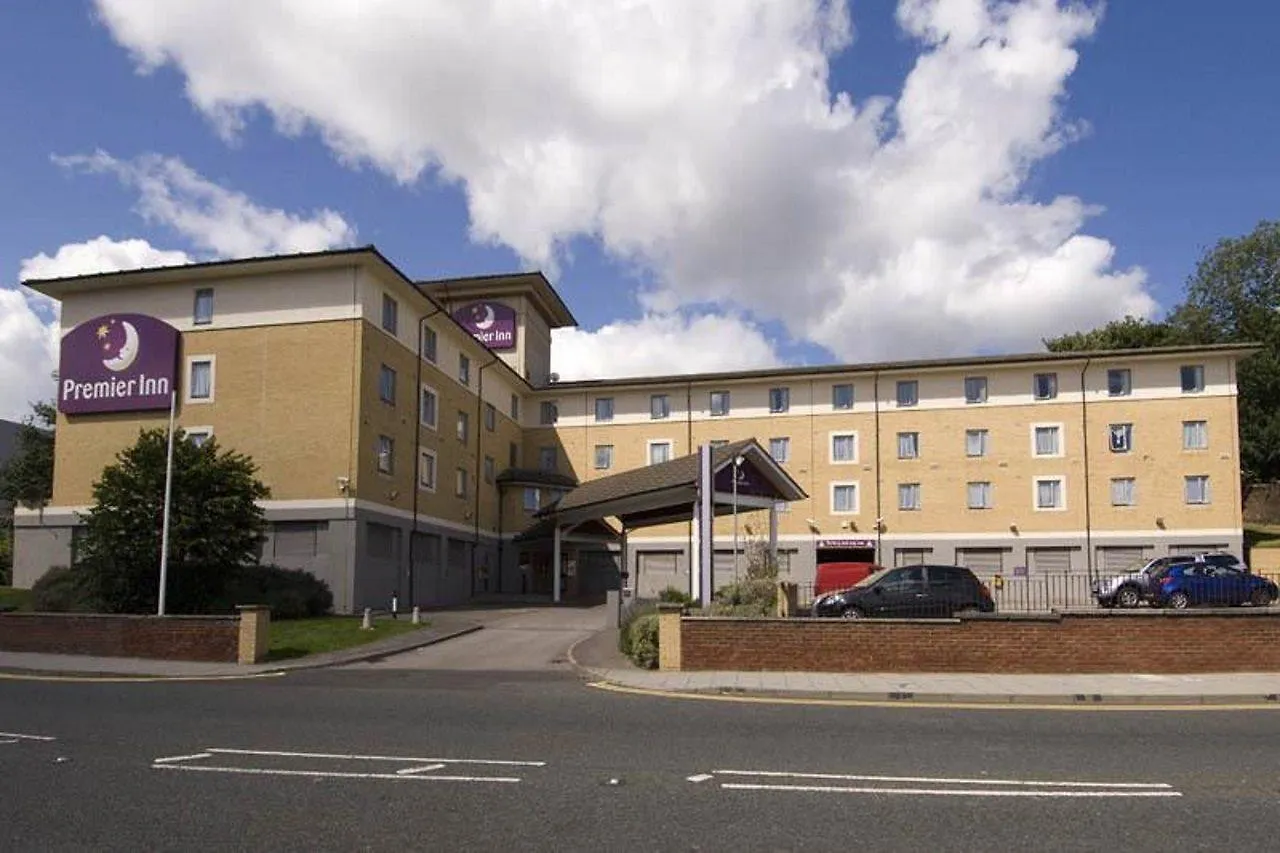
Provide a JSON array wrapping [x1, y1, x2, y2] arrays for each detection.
[[103, 321, 140, 372], [474, 304, 497, 331]]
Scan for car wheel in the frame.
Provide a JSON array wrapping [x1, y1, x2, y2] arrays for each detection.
[[1167, 591, 1191, 610], [1251, 588, 1272, 607], [840, 606, 865, 620], [1115, 586, 1141, 608]]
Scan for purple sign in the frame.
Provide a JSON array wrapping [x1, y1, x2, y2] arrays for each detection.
[[58, 314, 180, 415], [818, 538, 876, 549], [714, 458, 776, 498], [453, 300, 516, 351]]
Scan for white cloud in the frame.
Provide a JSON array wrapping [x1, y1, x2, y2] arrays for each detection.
[[54, 150, 356, 257], [94, 0, 1154, 370], [20, 235, 191, 281], [0, 287, 60, 423], [551, 313, 784, 381]]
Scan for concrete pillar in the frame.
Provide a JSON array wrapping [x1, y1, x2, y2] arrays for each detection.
[[553, 524, 562, 604], [657, 602, 683, 671], [768, 502, 779, 565], [236, 605, 271, 665], [690, 509, 702, 604]]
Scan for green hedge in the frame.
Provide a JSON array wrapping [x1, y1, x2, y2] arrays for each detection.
[[623, 613, 660, 670]]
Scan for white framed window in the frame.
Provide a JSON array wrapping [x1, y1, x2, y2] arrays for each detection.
[[183, 426, 213, 448], [539, 446, 557, 472], [896, 380, 918, 407], [510, 393, 520, 420], [1182, 420, 1208, 450], [1108, 423, 1132, 453], [830, 431, 859, 463], [455, 467, 468, 498], [457, 410, 469, 444], [193, 288, 214, 325], [1185, 475, 1211, 505], [964, 376, 988, 404], [379, 364, 396, 404], [1110, 477, 1135, 507], [185, 355, 215, 404], [421, 325, 438, 363], [523, 487, 540, 512], [769, 387, 790, 413], [540, 401, 558, 425], [1033, 372, 1057, 400], [1034, 476, 1066, 511], [1032, 423, 1062, 457], [965, 428, 989, 458], [650, 394, 670, 420], [832, 383, 854, 410], [594, 397, 614, 422], [419, 384, 438, 429], [897, 431, 919, 460], [1180, 364, 1205, 394], [459, 353, 471, 386], [648, 440, 673, 465], [484, 455, 495, 484], [898, 483, 921, 511], [509, 442, 519, 469], [1107, 368, 1131, 397], [594, 444, 614, 470], [418, 449, 437, 492], [769, 437, 790, 463], [831, 482, 860, 515], [709, 390, 730, 416], [376, 435, 394, 475], [381, 293, 398, 335], [485, 403, 496, 432], [967, 481, 992, 510]]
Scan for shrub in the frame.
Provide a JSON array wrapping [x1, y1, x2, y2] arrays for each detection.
[[619, 600, 657, 655], [30, 566, 98, 612], [658, 586, 693, 606], [219, 565, 334, 620], [625, 613, 660, 670]]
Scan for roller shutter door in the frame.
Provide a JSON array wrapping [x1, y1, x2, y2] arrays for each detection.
[[714, 549, 740, 581], [1169, 543, 1228, 556], [895, 548, 930, 567], [1098, 546, 1146, 572], [637, 551, 681, 598], [1027, 547, 1075, 574], [956, 548, 1006, 573]]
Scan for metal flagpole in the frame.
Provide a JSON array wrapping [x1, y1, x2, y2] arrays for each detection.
[[158, 389, 176, 616]]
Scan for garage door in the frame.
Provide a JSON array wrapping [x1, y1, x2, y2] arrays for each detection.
[[1027, 547, 1076, 574], [1169, 543, 1228, 556], [714, 549, 741, 582], [1098, 546, 1147, 572], [895, 548, 931, 566], [956, 548, 1007, 573], [636, 551, 683, 598]]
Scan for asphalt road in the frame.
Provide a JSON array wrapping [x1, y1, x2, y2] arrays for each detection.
[[4, 668, 1280, 852]]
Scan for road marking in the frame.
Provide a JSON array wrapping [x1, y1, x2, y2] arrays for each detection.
[[719, 783, 1182, 798], [395, 764, 446, 775], [687, 774, 714, 783], [153, 752, 212, 764], [0, 731, 57, 741], [152, 765, 522, 783], [711, 769, 1173, 789], [203, 748, 546, 767]]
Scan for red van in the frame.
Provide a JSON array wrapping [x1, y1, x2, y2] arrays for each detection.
[[814, 562, 880, 597]]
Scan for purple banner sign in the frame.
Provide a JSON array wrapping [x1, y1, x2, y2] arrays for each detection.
[[713, 458, 776, 498], [818, 538, 876, 549], [453, 300, 516, 351], [58, 314, 180, 415]]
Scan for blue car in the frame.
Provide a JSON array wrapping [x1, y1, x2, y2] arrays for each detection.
[[1150, 564, 1278, 609]]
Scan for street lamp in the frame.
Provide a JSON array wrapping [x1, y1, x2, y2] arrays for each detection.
[[732, 454, 744, 582]]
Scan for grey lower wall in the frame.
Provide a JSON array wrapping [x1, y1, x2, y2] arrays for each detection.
[[11, 524, 73, 588]]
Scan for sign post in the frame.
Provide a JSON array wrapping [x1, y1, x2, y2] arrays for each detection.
[[157, 390, 176, 616], [698, 444, 713, 610]]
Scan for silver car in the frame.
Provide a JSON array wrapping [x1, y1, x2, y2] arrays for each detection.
[[1093, 552, 1248, 608]]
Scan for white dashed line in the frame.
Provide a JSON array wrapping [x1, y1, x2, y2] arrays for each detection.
[[0, 732, 56, 741]]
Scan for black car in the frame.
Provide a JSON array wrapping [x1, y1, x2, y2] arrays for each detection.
[[811, 564, 995, 619]]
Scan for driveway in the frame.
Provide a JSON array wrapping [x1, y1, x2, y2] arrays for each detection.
[[347, 604, 607, 672]]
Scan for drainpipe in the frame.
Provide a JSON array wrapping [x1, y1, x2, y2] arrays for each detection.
[[471, 354, 499, 594], [686, 380, 694, 590], [1080, 357, 1094, 584], [873, 371, 883, 565], [409, 304, 444, 607]]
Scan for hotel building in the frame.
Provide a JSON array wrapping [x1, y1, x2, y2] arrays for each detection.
[[13, 247, 1254, 611]]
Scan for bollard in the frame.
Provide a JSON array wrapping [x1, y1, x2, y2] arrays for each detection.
[[361, 607, 373, 630], [412, 606, 421, 625]]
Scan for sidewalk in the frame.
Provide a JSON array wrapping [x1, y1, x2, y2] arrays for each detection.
[[568, 629, 1280, 706]]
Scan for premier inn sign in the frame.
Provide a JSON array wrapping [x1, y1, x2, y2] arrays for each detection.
[[453, 300, 516, 351], [58, 314, 180, 415]]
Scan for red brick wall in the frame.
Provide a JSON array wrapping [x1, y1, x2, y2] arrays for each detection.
[[679, 611, 1280, 674], [0, 613, 239, 663]]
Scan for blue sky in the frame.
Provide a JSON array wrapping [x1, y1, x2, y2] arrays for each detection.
[[2, 1, 1278, 420]]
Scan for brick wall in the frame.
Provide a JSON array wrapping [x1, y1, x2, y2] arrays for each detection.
[[0, 613, 240, 662], [678, 611, 1280, 674]]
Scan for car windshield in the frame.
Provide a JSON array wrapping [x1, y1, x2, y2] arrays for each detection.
[[854, 568, 895, 589]]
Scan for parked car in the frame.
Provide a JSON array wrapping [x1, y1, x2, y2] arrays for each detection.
[[1149, 563, 1278, 609], [1093, 552, 1250, 608], [811, 564, 995, 619], [814, 561, 880, 598]]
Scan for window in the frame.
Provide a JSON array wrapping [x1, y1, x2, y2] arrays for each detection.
[[769, 387, 790, 413], [1109, 423, 1132, 453], [184, 427, 212, 448], [459, 353, 470, 386], [421, 325, 438, 363], [510, 393, 520, 420], [1033, 372, 1058, 400], [965, 429, 989, 457], [523, 487, 540, 512], [379, 364, 396, 404], [1181, 364, 1205, 394], [1107, 368, 1131, 397], [419, 385, 438, 428], [455, 468, 468, 498], [831, 432, 858, 463], [648, 440, 672, 465], [832, 383, 854, 410], [539, 446, 557, 472], [376, 435, 394, 474], [193, 288, 214, 325], [484, 455, 495, 484], [967, 481, 992, 509], [418, 449, 437, 491], [187, 357, 214, 402], [896, 380, 918, 407], [381, 293, 398, 334], [650, 394, 670, 420], [457, 411, 469, 444], [540, 401, 558, 425], [773, 500, 791, 514], [897, 432, 919, 460], [595, 397, 614, 422], [710, 390, 730, 416], [769, 437, 790, 463], [1111, 477, 1135, 507], [485, 403, 496, 432], [832, 483, 859, 514], [898, 483, 921, 511], [964, 376, 988, 404], [509, 442, 519, 469], [594, 444, 614, 470], [1035, 477, 1064, 510], [1183, 420, 1208, 450], [1033, 424, 1061, 457], [1185, 475, 1211, 505]]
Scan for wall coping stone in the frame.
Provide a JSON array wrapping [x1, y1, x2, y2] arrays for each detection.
[[0, 611, 237, 623]]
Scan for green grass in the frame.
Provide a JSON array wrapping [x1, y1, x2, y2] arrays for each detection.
[[0, 586, 33, 612], [266, 615, 428, 662]]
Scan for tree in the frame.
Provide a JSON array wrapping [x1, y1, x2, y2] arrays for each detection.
[[0, 401, 55, 510], [77, 428, 270, 613]]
